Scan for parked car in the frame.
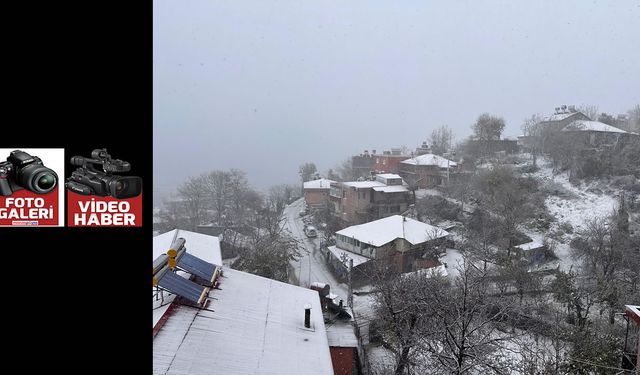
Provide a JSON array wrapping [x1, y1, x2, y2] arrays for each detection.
[[304, 225, 318, 238]]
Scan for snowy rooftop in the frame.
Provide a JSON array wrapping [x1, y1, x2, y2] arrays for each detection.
[[303, 178, 336, 190], [376, 173, 402, 179], [515, 241, 545, 252], [625, 305, 640, 325], [328, 245, 372, 267], [562, 120, 628, 134], [153, 267, 333, 375], [153, 229, 222, 266], [153, 230, 223, 328], [401, 154, 457, 168], [541, 111, 587, 122], [342, 181, 386, 188], [326, 322, 359, 348], [372, 185, 409, 193], [336, 215, 449, 247]]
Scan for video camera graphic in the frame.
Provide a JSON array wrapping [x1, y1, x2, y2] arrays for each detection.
[[65, 148, 142, 199]]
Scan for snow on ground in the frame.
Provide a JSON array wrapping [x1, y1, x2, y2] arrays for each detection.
[[440, 248, 465, 280], [531, 161, 619, 231], [521, 159, 621, 272]]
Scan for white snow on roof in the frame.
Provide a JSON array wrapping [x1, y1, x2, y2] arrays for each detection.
[[303, 178, 336, 190], [326, 322, 359, 348], [372, 185, 409, 193], [327, 245, 372, 267], [153, 267, 333, 375], [542, 111, 586, 122], [153, 229, 222, 266], [562, 120, 628, 134], [376, 173, 402, 179], [625, 305, 640, 320], [515, 241, 545, 251], [401, 154, 457, 168], [336, 215, 449, 247], [342, 181, 386, 188]]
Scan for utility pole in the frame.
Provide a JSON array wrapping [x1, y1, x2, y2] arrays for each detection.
[[348, 258, 353, 308]]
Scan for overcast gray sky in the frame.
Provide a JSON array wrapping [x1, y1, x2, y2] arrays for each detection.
[[153, 0, 639, 201]]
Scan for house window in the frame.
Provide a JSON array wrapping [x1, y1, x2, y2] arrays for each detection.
[[390, 205, 400, 213]]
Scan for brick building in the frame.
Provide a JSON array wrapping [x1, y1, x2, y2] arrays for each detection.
[[303, 178, 336, 209], [330, 174, 412, 225], [398, 153, 458, 189]]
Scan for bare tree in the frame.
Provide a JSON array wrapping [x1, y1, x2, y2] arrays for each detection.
[[627, 103, 640, 132], [336, 158, 355, 181], [203, 170, 231, 224], [521, 113, 544, 167], [177, 174, 208, 230], [429, 125, 454, 155], [570, 207, 639, 324], [424, 262, 515, 374], [298, 162, 318, 183], [370, 261, 448, 375], [372, 259, 517, 374], [577, 104, 598, 121], [473, 113, 506, 141]]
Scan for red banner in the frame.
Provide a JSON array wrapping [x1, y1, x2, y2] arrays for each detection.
[[67, 191, 142, 227], [0, 188, 59, 226]]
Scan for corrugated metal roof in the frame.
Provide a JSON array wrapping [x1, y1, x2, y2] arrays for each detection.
[[153, 268, 334, 375]]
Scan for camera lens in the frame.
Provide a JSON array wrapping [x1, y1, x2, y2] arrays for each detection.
[[115, 180, 125, 193], [17, 164, 58, 194], [37, 174, 56, 190], [108, 176, 142, 199]]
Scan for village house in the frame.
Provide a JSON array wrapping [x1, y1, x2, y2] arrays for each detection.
[[561, 119, 639, 148], [303, 177, 336, 209], [153, 230, 336, 375], [538, 105, 592, 132], [372, 149, 411, 174], [330, 174, 412, 226], [397, 153, 458, 189], [325, 215, 449, 283], [351, 149, 411, 178]]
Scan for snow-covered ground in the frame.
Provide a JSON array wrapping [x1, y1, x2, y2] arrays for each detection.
[[531, 160, 619, 231], [522, 158, 621, 272]]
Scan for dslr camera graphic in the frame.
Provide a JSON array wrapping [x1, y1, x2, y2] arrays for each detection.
[[65, 148, 142, 199], [0, 150, 58, 196]]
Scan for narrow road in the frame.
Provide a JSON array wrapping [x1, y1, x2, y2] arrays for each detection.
[[285, 198, 349, 298]]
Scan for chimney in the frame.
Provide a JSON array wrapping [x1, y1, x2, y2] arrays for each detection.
[[304, 303, 312, 328]]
